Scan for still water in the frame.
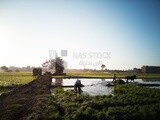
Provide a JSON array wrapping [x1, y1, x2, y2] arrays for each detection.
[[52, 79, 160, 96]]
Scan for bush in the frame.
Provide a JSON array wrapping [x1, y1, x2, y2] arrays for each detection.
[[45, 86, 160, 120]]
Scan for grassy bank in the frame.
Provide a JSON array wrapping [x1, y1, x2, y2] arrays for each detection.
[[0, 75, 52, 120], [57, 72, 160, 79], [42, 85, 160, 120]]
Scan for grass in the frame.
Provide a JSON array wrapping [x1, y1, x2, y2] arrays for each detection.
[[59, 72, 160, 79], [0, 72, 34, 93], [42, 85, 160, 120], [0, 72, 34, 86], [0, 75, 52, 120]]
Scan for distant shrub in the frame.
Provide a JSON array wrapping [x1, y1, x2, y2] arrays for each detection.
[[32, 68, 42, 76]]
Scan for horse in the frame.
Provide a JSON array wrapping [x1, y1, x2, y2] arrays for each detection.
[[125, 75, 136, 83]]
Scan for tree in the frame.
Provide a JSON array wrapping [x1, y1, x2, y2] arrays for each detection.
[[55, 57, 64, 74], [32, 68, 42, 76], [48, 59, 55, 70], [42, 60, 50, 71], [42, 57, 64, 75], [101, 64, 105, 71], [1, 66, 8, 72]]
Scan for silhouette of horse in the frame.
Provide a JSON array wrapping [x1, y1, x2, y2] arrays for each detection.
[[125, 75, 136, 83]]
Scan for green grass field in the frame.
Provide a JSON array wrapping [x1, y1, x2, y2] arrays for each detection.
[[0, 72, 33, 86], [0, 72, 34, 93], [0, 72, 160, 87], [65, 72, 160, 79]]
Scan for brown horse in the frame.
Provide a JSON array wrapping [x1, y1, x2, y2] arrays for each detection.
[[125, 75, 136, 83]]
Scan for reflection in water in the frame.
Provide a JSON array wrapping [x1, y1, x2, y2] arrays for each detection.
[[54, 78, 63, 87], [134, 79, 160, 85], [142, 79, 160, 82]]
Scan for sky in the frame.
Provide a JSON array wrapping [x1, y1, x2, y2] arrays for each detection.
[[0, 0, 160, 70]]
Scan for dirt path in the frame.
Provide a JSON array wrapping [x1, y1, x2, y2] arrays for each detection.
[[0, 75, 52, 120]]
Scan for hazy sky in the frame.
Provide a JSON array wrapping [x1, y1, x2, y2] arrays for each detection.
[[0, 0, 160, 70]]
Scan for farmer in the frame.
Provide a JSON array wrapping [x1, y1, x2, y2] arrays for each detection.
[[74, 79, 82, 94], [113, 74, 116, 82]]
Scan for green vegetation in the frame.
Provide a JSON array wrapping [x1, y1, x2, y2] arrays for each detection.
[[65, 72, 160, 79], [51, 72, 160, 79], [0, 72, 160, 93], [0, 73, 160, 119], [43, 85, 160, 120], [0, 72, 34, 93], [0, 75, 52, 120], [0, 72, 33, 86]]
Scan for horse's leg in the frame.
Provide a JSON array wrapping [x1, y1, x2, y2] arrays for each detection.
[[129, 78, 131, 83]]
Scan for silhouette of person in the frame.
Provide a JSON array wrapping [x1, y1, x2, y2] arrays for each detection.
[[113, 74, 116, 82], [74, 79, 82, 94]]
